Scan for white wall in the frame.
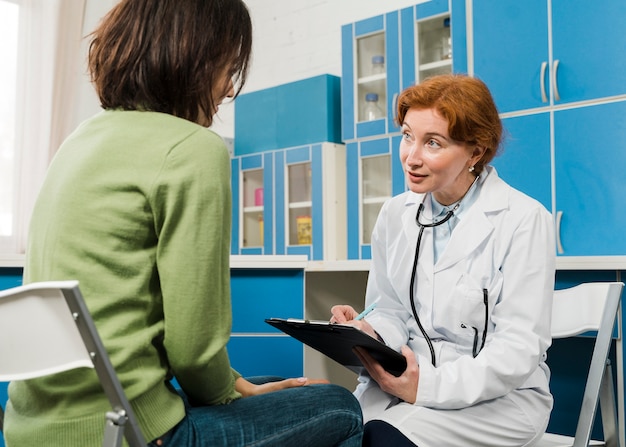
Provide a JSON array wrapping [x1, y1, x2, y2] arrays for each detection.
[[212, 0, 429, 139], [75, 0, 428, 139]]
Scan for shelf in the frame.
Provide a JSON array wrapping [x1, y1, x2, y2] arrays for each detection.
[[243, 206, 263, 213], [230, 255, 309, 269], [363, 196, 389, 205], [419, 59, 452, 72], [288, 201, 312, 209], [357, 73, 386, 85]]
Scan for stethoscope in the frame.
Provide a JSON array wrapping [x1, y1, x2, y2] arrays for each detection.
[[408, 185, 488, 367]]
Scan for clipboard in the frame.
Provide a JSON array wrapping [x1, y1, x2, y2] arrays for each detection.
[[265, 318, 407, 377]]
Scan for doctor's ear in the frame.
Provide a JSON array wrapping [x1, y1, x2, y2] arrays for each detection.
[[472, 145, 487, 159], [470, 145, 487, 166]]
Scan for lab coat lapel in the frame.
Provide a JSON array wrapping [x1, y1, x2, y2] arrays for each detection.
[[434, 169, 509, 272], [434, 209, 493, 272]]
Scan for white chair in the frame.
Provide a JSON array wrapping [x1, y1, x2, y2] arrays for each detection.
[[0, 280, 146, 447], [537, 282, 624, 447]]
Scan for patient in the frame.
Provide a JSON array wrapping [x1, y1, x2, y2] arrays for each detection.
[[3, 1, 363, 446]]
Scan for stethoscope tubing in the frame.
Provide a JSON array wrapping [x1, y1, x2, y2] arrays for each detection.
[[409, 199, 487, 367], [410, 202, 455, 367]]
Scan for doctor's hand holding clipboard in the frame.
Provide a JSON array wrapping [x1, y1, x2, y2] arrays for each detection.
[[330, 300, 420, 404]]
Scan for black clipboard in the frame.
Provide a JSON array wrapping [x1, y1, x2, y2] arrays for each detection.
[[265, 318, 407, 377]]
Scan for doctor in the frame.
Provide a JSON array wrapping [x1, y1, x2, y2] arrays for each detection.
[[331, 74, 555, 447]]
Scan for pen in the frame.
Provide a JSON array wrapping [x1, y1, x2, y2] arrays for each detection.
[[354, 299, 379, 321]]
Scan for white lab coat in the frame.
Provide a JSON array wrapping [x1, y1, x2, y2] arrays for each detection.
[[356, 167, 556, 446]]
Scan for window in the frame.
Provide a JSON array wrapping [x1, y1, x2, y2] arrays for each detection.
[[0, 0, 91, 259], [0, 0, 19, 252]]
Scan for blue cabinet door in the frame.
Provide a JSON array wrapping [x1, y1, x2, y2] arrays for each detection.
[[400, 0, 465, 90], [551, 0, 626, 105], [346, 136, 404, 260], [554, 100, 626, 256], [229, 268, 305, 377], [275, 145, 315, 260], [341, 11, 401, 141], [473, 0, 549, 114], [492, 113, 552, 212], [231, 153, 274, 255], [473, 0, 626, 113]]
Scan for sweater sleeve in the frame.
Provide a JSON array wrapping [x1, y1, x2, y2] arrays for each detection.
[[151, 128, 240, 405]]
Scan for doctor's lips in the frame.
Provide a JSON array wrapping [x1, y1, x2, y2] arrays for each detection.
[[407, 171, 427, 180]]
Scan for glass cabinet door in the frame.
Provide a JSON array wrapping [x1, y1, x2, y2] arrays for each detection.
[[361, 154, 391, 245], [417, 14, 452, 82], [242, 168, 264, 248], [287, 162, 313, 246], [356, 32, 387, 124]]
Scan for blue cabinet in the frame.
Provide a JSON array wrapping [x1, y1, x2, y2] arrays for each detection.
[[553, 101, 626, 255], [231, 143, 346, 261], [495, 103, 626, 256], [492, 114, 552, 212], [473, 0, 626, 257], [231, 152, 274, 255], [274, 143, 346, 261], [341, 1, 466, 259], [473, 0, 626, 114], [346, 136, 405, 260], [341, 0, 464, 142], [228, 267, 305, 378], [341, 10, 400, 141], [232, 76, 345, 260]]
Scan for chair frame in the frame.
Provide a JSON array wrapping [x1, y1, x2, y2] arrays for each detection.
[[0, 281, 146, 447], [541, 281, 623, 447]]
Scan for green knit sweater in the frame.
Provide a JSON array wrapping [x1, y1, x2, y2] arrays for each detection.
[[4, 110, 242, 446]]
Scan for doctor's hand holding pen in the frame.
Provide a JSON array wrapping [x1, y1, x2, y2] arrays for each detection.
[[330, 299, 421, 404], [330, 299, 379, 339]]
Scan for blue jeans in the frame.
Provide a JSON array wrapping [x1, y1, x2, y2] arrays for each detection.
[[149, 377, 363, 447]]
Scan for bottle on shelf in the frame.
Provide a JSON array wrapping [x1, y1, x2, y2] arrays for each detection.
[[371, 55, 385, 75], [363, 93, 384, 121], [442, 18, 451, 60]]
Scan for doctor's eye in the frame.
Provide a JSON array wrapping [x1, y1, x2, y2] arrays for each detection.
[[425, 138, 442, 149], [401, 129, 413, 141]]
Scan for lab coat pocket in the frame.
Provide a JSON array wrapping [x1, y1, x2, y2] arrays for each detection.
[[453, 272, 502, 356]]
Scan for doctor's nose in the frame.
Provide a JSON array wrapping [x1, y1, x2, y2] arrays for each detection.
[[404, 144, 423, 168]]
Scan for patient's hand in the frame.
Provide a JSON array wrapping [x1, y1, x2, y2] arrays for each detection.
[[235, 377, 329, 397]]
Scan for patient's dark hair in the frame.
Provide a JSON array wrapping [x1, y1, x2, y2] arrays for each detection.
[[88, 0, 252, 126]]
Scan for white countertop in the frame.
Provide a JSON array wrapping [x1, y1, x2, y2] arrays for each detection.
[[4, 254, 626, 271]]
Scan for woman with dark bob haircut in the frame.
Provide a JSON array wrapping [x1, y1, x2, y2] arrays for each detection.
[[3, 1, 363, 446], [331, 74, 555, 447]]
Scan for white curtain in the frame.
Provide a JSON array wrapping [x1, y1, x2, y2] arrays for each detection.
[[13, 0, 87, 254]]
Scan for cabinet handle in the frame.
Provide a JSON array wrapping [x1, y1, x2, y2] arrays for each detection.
[[540, 61, 548, 103], [552, 59, 561, 102], [392, 92, 399, 125], [555, 210, 564, 254]]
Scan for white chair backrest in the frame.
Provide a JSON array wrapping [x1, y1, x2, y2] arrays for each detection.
[[0, 280, 93, 381], [0, 281, 93, 382], [551, 282, 622, 339], [0, 280, 148, 447]]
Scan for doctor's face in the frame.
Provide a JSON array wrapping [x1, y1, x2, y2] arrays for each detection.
[[400, 107, 479, 206]]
